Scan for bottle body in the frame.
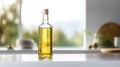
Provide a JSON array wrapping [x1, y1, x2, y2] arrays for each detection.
[[38, 26, 52, 59], [38, 9, 52, 60]]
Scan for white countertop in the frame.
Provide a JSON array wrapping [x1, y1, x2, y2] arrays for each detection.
[[0, 49, 119, 67], [0, 49, 119, 61]]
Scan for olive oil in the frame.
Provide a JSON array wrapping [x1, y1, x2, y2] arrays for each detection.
[[38, 28, 52, 59], [38, 9, 52, 60]]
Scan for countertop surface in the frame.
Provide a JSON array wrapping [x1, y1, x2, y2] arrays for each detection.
[[0, 61, 119, 67], [0, 49, 119, 61], [0, 49, 119, 67]]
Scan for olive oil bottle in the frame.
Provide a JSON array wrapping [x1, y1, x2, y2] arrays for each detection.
[[38, 9, 52, 60]]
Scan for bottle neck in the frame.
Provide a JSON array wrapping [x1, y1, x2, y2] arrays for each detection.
[[42, 13, 49, 24]]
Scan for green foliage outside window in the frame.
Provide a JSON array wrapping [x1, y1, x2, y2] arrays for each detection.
[[0, 0, 19, 46], [23, 29, 83, 47], [0, 0, 83, 47]]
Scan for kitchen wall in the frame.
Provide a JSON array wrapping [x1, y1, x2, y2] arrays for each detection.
[[86, 0, 120, 46]]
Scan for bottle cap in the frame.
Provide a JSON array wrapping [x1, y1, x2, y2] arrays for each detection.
[[43, 9, 49, 14]]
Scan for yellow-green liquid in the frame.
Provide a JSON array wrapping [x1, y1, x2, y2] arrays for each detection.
[[38, 28, 52, 60]]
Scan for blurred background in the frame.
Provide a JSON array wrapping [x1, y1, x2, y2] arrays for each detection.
[[0, 0, 19, 46], [0, 0, 85, 48]]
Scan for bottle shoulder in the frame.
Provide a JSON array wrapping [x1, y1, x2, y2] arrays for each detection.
[[39, 23, 52, 28]]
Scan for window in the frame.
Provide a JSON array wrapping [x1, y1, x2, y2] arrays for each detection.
[[0, 0, 86, 48], [21, 0, 86, 48]]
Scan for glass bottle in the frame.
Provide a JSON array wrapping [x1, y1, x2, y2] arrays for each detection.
[[38, 9, 52, 60]]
